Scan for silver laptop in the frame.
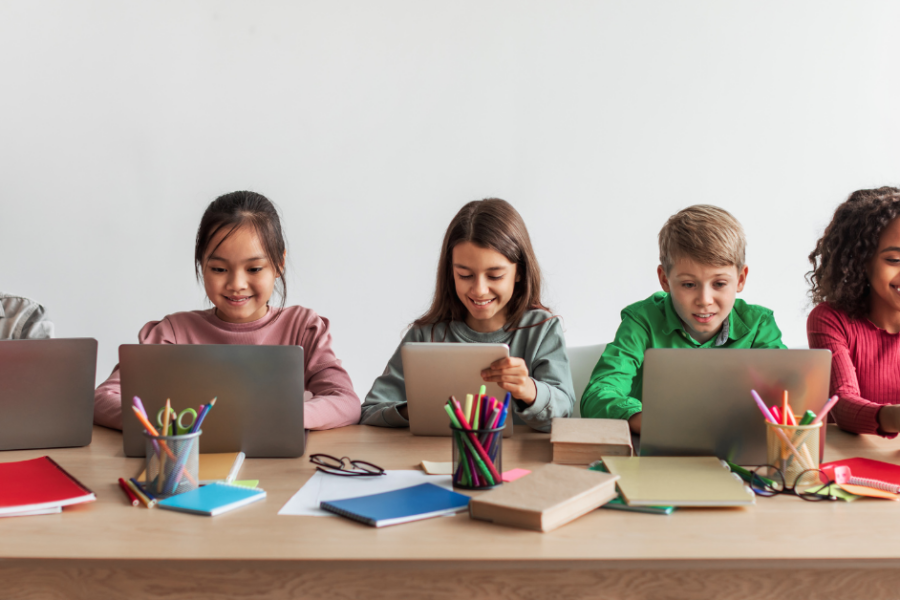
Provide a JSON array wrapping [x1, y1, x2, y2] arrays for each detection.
[[640, 349, 832, 464], [0, 338, 97, 451], [401, 342, 514, 437], [120, 344, 305, 458]]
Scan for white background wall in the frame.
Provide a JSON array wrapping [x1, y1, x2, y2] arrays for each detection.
[[2, 1, 899, 394]]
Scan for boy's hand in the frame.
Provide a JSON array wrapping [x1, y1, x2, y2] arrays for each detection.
[[481, 357, 537, 404], [628, 412, 642, 434]]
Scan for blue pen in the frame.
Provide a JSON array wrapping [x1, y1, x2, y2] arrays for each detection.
[[498, 392, 511, 427]]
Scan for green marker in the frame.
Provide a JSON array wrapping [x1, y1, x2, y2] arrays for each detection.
[[443, 404, 495, 485], [799, 410, 816, 426], [725, 461, 777, 489]]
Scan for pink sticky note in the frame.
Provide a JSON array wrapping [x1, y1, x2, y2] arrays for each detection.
[[501, 468, 531, 482]]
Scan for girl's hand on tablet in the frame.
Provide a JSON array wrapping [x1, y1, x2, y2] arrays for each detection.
[[481, 357, 537, 405]]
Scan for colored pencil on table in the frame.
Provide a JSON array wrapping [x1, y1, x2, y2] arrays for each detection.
[[125, 478, 156, 508], [131, 478, 156, 501], [118, 478, 139, 507]]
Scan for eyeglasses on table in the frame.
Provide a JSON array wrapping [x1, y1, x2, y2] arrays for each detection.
[[309, 453, 386, 477], [746, 464, 838, 501]]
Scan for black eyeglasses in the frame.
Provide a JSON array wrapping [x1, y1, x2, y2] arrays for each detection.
[[747, 465, 838, 501], [310, 454, 385, 477]]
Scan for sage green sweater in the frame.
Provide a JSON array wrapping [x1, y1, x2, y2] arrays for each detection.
[[360, 310, 575, 432]]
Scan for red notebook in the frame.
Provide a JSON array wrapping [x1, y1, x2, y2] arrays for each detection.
[[0, 456, 96, 515]]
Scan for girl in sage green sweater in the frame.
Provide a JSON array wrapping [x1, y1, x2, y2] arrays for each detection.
[[360, 198, 574, 432]]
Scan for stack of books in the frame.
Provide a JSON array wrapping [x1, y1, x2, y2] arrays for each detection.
[[550, 418, 633, 465]]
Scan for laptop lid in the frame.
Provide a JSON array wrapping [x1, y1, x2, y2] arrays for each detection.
[[120, 344, 305, 458], [640, 349, 832, 465], [0, 338, 97, 451], [401, 342, 513, 437]]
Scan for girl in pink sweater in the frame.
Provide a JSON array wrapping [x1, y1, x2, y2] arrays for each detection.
[[94, 191, 360, 430], [807, 187, 900, 436]]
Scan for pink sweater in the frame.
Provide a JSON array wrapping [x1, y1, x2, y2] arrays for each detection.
[[807, 302, 900, 437], [94, 306, 360, 431]]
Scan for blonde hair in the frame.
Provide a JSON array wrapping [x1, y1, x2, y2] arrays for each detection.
[[658, 205, 746, 274]]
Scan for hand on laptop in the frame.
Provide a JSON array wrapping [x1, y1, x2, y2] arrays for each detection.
[[481, 357, 537, 405]]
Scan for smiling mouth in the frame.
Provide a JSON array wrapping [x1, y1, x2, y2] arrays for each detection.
[[469, 297, 495, 307], [225, 296, 252, 304], [692, 313, 716, 323]]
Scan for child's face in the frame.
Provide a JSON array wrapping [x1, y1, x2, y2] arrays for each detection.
[[867, 216, 900, 322], [657, 258, 747, 344], [202, 225, 280, 324], [452, 241, 519, 333]]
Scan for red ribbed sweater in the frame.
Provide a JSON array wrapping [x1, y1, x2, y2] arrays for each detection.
[[807, 302, 900, 437], [94, 306, 360, 431]]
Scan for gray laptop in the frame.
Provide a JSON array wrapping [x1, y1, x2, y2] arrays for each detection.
[[0, 338, 97, 451], [402, 342, 514, 437], [640, 349, 832, 465], [120, 344, 305, 458]]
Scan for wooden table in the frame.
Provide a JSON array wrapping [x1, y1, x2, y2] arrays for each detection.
[[2, 424, 900, 600]]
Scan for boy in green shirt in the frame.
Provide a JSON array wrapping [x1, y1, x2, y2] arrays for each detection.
[[580, 205, 786, 432]]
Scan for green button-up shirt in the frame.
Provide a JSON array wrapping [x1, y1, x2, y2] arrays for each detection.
[[579, 292, 786, 421]]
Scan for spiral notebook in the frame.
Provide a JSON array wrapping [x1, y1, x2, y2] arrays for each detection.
[[157, 482, 266, 516]]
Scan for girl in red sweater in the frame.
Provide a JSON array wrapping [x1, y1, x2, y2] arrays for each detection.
[[807, 187, 900, 436]]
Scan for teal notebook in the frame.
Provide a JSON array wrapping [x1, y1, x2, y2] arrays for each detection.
[[157, 482, 266, 516]]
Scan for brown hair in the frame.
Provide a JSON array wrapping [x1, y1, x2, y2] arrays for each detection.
[[808, 187, 900, 320], [414, 198, 550, 330], [658, 205, 746, 274], [194, 191, 287, 315]]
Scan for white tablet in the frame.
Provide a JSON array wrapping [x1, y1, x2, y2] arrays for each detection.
[[401, 342, 514, 437]]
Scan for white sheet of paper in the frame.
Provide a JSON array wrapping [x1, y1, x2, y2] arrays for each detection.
[[0, 506, 62, 518], [278, 470, 454, 516]]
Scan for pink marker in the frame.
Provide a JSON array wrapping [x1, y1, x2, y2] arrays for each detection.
[[812, 395, 840, 425], [751, 390, 776, 423]]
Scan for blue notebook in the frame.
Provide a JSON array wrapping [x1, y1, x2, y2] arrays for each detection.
[[320, 483, 470, 527], [157, 483, 266, 516]]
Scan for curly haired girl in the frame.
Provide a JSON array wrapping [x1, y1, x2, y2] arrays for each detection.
[[807, 186, 900, 436]]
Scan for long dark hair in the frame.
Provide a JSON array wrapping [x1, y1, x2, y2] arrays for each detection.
[[194, 191, 288, 314], [807, 187, 900, 319], [415, 198, 550, 330]]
